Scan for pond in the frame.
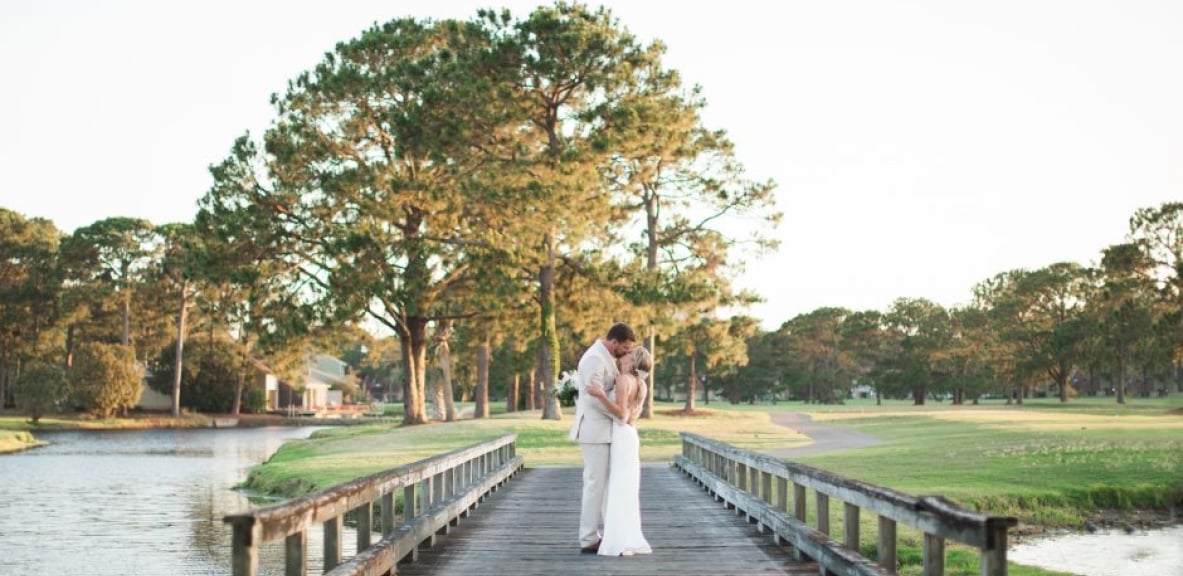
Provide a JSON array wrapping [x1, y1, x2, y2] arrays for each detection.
[[0, 427, 325, 575], [1009, 524, 1183, 576]]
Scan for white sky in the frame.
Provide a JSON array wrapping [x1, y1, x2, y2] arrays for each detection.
[[2, 1, 1180, 330]]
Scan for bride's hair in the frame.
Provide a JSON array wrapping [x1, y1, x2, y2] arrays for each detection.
[[632, 347, 653, 378]]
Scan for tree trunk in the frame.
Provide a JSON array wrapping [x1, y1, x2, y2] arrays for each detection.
[[64, 324, 76, 377], [0, 343, 7, 415], [430, 377, 446, 421], [475, 339, 490, 419], [1115, 349, 1127, 404], [538, 252, 561, 420], [807, 366, 816, 404], [232, 336, 250, 416], [399, 317, 430, 425], [641, 332, 656, 418], [433, 320, 457, 422], [526, 370, 536, 411], [172, 285, 188, 418], [684, 353, 697, 412], [121, 288, 131, 346], [507, 373, 519, 413]]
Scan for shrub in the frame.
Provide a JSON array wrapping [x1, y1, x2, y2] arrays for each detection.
[[70, 342, 143, 418], [11, 362, 69, 423]]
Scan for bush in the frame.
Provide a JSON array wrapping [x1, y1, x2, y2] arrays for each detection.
[[70, 342, 143, 418], [11, 362, 69, 423]]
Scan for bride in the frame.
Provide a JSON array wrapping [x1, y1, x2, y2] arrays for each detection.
[[585, 346, 654, 557]]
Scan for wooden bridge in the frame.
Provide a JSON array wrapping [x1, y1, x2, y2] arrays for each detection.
[[225, 433, 1017, 576]]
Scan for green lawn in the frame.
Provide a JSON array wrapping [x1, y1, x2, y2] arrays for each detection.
[[788, 399, 1183, 525]]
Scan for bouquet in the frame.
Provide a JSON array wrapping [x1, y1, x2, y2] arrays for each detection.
[[554, 369, 579, 407]]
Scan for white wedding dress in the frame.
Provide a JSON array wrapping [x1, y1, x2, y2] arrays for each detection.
[[597, 380, 652, 557]]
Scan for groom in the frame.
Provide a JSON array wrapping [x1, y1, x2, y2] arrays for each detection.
[[569, 322, 636, 553]]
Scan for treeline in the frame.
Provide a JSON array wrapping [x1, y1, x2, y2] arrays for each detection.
[[0, 2, 780, 423], [725, 202, 1183, 406]]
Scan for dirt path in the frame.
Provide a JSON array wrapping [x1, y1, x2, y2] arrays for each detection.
[[765, 412, 882, 457]]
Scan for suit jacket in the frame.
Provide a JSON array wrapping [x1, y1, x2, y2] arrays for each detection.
[[568, 339, 619, 444]]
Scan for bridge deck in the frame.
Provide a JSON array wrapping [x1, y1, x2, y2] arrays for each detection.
[[395, 463, 816, 575]]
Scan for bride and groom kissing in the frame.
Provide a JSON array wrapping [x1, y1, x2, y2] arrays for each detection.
[[568, 322, 654, 557]]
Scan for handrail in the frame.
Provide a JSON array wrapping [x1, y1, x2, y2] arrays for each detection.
[[676, 432, 1017, 576], [224, 434, 523, 576]]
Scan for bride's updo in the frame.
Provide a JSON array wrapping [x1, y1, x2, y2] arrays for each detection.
[[632, 347, 653, 378]]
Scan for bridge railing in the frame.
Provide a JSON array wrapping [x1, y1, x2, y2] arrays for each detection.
[[675, 432, 1017, 576], [224, 434, 523, 576]]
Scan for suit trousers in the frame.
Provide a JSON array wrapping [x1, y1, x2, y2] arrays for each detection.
[[579, 442, 611, 547]]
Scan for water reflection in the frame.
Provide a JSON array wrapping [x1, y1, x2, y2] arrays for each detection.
[[0, 427, 324, 575], [1009, 524, 1183, 576]]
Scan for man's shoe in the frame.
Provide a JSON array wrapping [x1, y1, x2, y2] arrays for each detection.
[[580, 542, 600, 554]]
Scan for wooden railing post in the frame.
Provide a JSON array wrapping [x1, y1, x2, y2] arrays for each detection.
[[878, 515, 897, 574], [324, 515, 343, 571], [793, 482, 807, 522], [404, 482, 419, 562], [421, 475, 436, 546], [816, 492, 830, 536], [356, 500, 373, 551], [923, 533, 945, 576], [284, 530, 306, 576], [793, 482, 808, 562], [229, 518, 260, 576], [382, 491, 395, 535], [980, 523, 1009, 576], [844, 502, 860, 551]]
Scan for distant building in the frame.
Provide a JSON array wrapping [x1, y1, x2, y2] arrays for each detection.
[[261, 353, 351, 414], [850, 384, 875, 399], [137, 380, 173, 411]]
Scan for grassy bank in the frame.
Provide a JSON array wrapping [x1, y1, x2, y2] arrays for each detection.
[[0, 430, 46, 453]]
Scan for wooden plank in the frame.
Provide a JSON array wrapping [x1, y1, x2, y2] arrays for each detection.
[[395, 465, 816, 576]]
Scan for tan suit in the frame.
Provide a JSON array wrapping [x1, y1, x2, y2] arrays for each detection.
[[570, 339, 619, 548]]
